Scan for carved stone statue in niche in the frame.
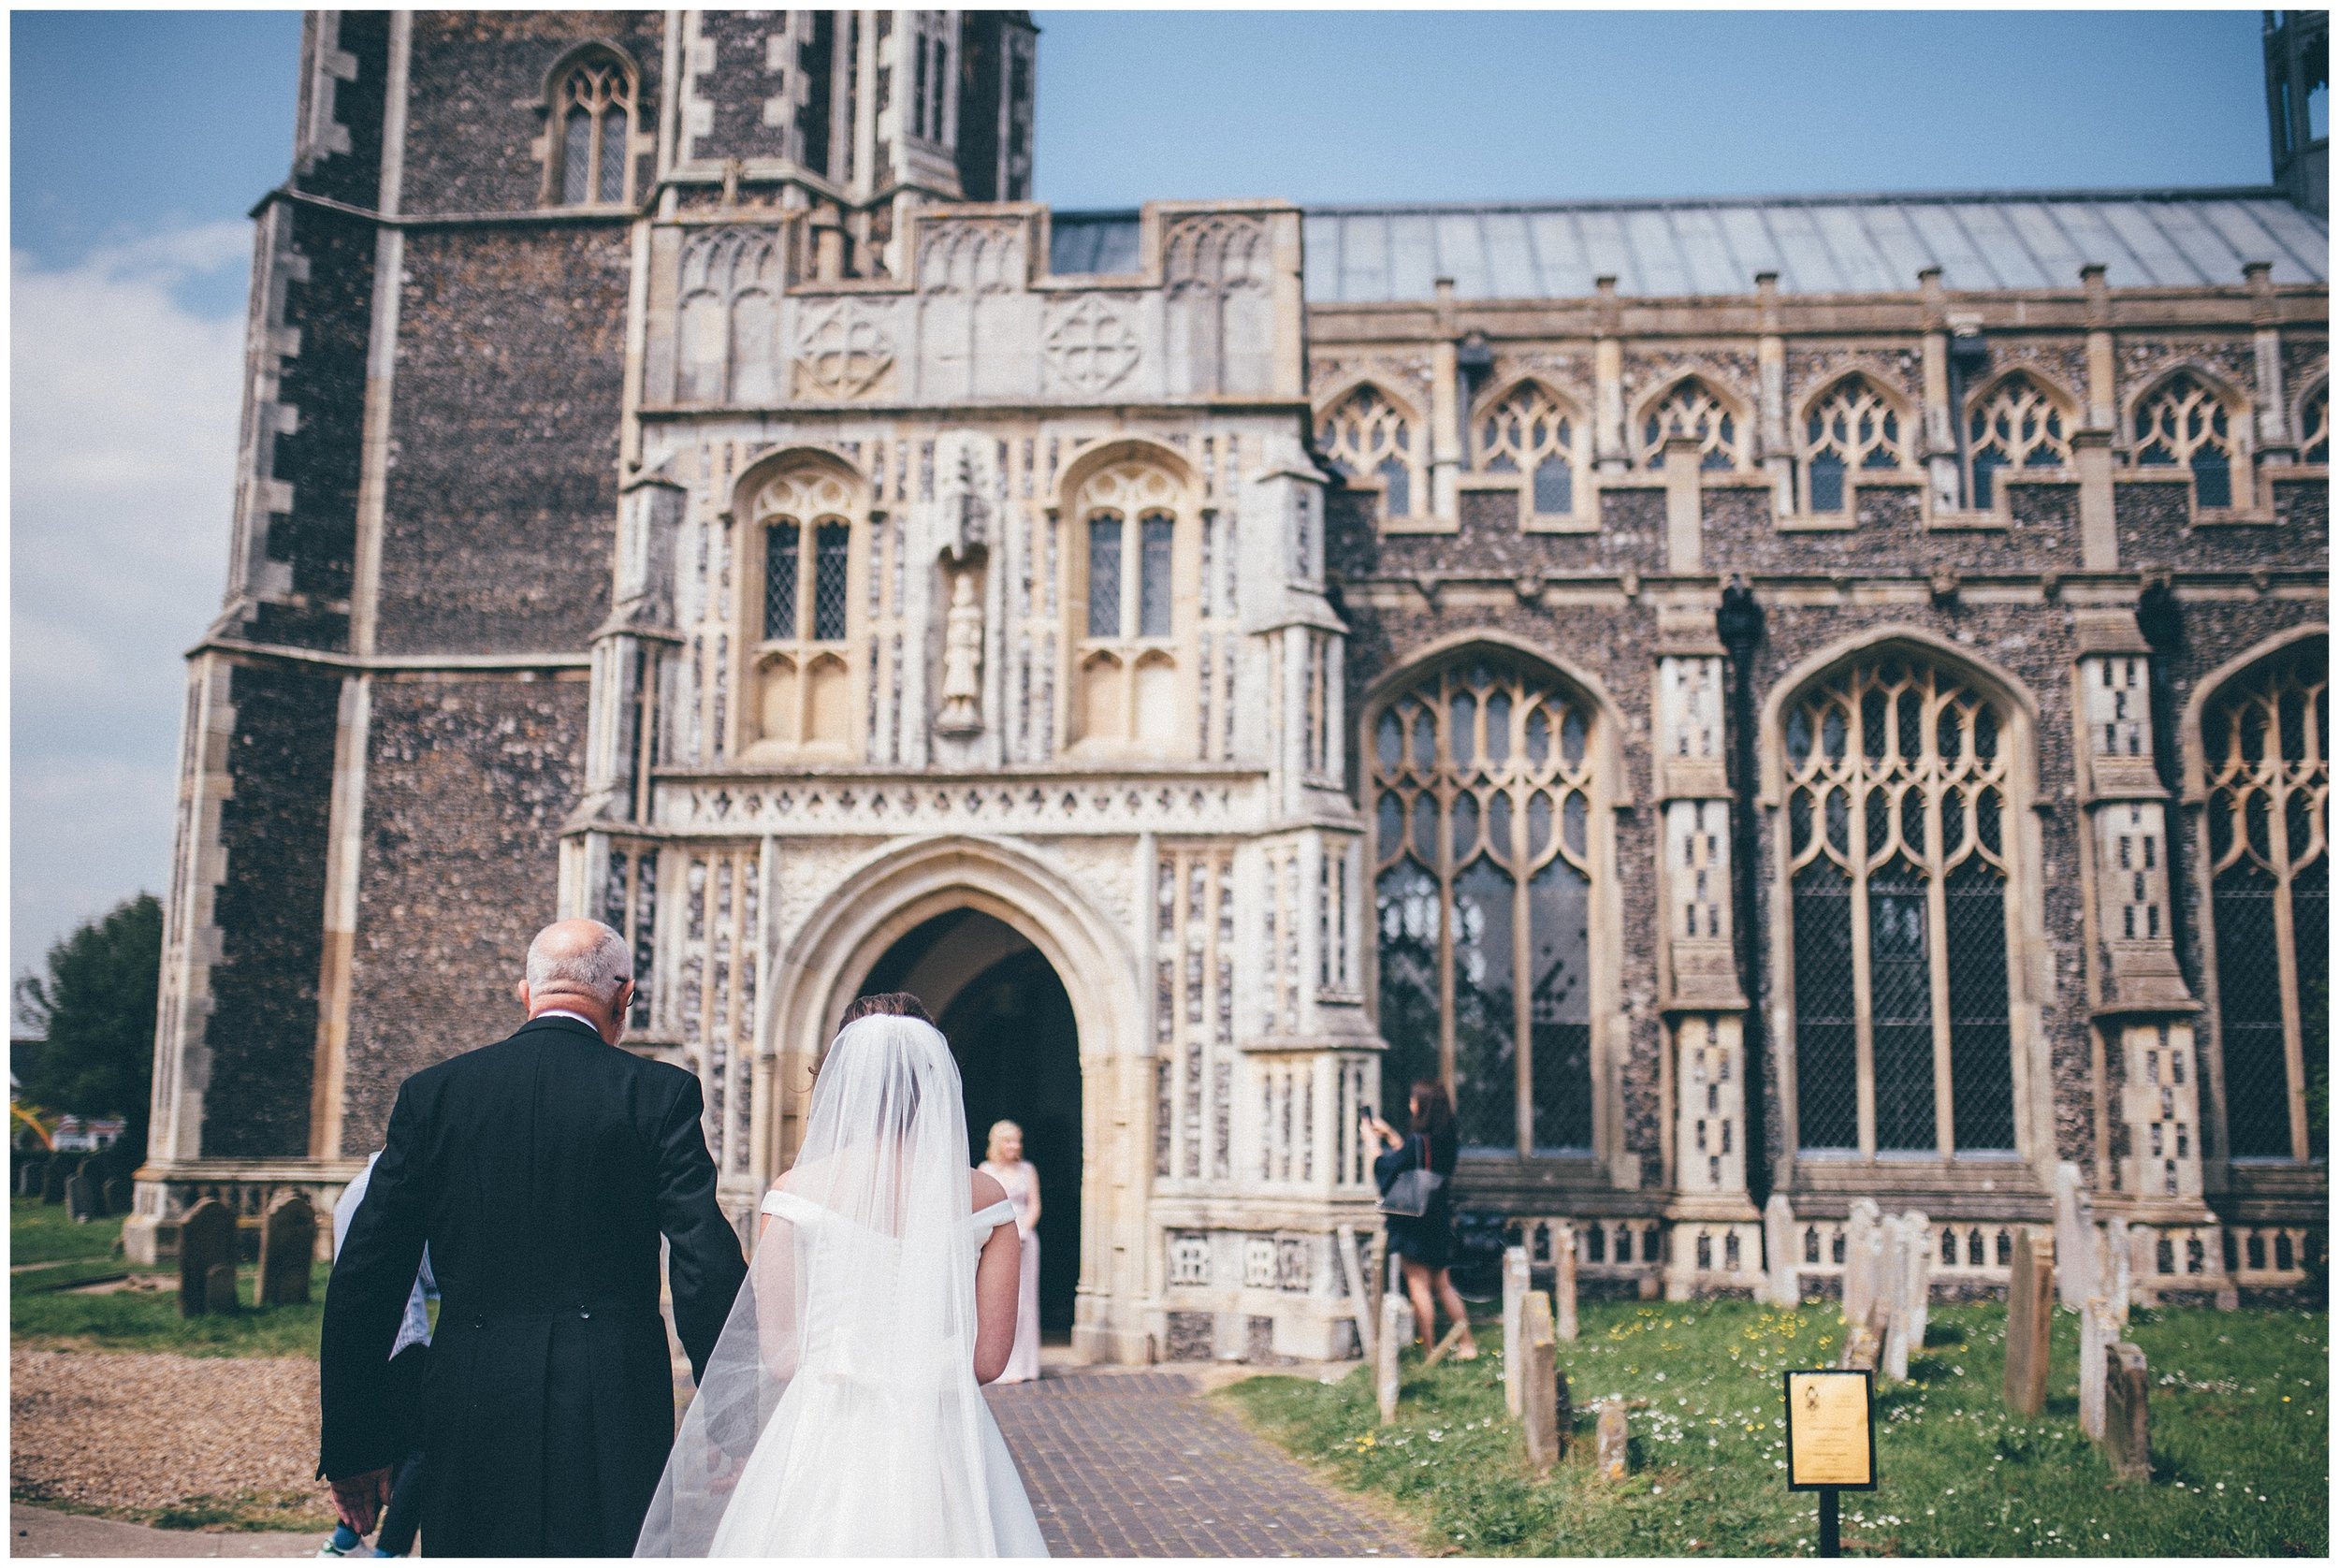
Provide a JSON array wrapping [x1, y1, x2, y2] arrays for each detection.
[[937, 564, 985, 733]]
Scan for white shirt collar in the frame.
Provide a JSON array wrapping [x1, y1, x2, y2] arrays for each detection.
[[534, 1008, 602, 1033]]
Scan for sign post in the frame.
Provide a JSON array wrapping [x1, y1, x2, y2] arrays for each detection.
[[1784, 1369, 1876, 1558]]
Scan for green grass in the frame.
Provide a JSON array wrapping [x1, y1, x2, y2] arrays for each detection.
[[15, 1488, 336, 1533], [10, 1197, 330, 1359], [1224, 1297, 2329, 1557]]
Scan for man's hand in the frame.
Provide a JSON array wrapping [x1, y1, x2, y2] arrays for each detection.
[[328, 1468, 393, 1536]]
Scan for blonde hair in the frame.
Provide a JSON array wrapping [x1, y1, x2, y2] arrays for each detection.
[[984, 1119, 1023, 1164]]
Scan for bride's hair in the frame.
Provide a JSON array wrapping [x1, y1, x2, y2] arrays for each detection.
[[984, 1119, 1022, 1163], [841, 991, 934, 1025]]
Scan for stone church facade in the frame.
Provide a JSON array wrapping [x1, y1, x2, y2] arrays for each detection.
[[134, 10, 2328, 1360]]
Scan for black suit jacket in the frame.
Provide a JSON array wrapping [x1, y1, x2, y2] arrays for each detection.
[[320, 1015, 748, 1557]]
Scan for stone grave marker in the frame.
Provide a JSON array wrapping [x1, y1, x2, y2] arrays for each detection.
[[2078, 1298, 2116, 1440], [1900, 1209, 1932, 1363], [1842, 1198, 1882, 1327], [1502, 1244, 1531, 1417], [17, 1154, 46, 1198], [2003, 1227, 2055, 1415], [1838, 1320, 1881, 1373], [257, 1192, 318, 1307], [1594, 1401, 1630, 1481], [2102, 1342, 2151, 1482], [1764, 1192, 1799, 1307], [1376, 1294, 1413, 1424], [1553, 1221, 1579, 1342], [2055, 1161, 2096, 1310], [1336, 1226, 1375, 1363], [1880, 1217, 1916, 1382], [103, 1175, 131, 1214], [65, 1161, 101, 1223], [205, 1261, 240, 1314], [2104, 1217, 2133, 1329], [178, 1197, 235, 1319], [1520, 1290, 1562, 1476], [40, 1156, 67, 1205]]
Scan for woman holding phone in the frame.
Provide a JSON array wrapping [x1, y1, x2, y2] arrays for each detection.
[[1362, 1080, 1478, 1359]]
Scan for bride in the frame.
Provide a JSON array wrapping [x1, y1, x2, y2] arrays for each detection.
[[635, 995, 1049, 1557]]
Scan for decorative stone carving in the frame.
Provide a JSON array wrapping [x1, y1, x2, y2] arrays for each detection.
[[792, 298, 895, 399], [937, 568, 985, 733], [1042, 294, 1141, 397]]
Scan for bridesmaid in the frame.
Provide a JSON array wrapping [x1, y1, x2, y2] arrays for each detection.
[[980, 1120, 1043, 1384]]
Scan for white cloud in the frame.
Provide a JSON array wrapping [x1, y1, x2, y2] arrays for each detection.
[[10, 222, 249, 986]]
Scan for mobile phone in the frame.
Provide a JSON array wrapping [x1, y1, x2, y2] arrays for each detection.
[[1358, 1104, 1375, 1124]]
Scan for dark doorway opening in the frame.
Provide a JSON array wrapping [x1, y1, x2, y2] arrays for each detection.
[[859, 908, 1081, 1334]]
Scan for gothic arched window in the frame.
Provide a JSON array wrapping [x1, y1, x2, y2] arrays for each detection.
[[1370, 654, 1598, 1154], [2133, 371, 2242, 510], [552, 53, 636, 207], [1800, 375, 1909, 515], [1640, 377, 1744, 471], [2299, 380, 2329, 466], [2203, 640, 2329, 1162], [748, 466, 859, 754], [1072, 460, 1184, 750], [1318, 385, 1420, 519], [1479, 381, 1586, 519], [1966, 372, 2070, 510], [1783, 655, 2017, 1157]]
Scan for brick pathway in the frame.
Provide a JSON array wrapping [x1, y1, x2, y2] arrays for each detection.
[[984, 1371, 1416, 1558]]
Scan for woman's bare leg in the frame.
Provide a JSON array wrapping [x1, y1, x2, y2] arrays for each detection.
[[1402, 1258, 1439, 1349], [1432, 1269, 1478, 1354]]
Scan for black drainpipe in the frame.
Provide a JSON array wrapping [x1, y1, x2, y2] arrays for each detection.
[[2135, 579, 2195, 991], [1717, 577, 1770, 1205]]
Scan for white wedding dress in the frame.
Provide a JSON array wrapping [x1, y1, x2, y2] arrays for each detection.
[[635, 1015, 1049, 1558]]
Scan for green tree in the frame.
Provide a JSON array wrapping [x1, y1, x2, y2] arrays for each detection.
[[13, 893, 164, 1160]]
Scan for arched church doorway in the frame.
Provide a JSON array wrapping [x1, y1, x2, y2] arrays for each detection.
[[859, 908, 1082, 1335]]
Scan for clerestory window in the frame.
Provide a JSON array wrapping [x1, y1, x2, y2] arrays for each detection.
[[1800, 375, 1909, 515], [2132, 372, 2242, 510], [1640, 377, 1743, 472], [1478, 381, 1585, 518], [1318, 385, 1421, 520], [1966, 372, 2070, 510]]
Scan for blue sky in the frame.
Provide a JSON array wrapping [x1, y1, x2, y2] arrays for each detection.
[[5, 7, 2294, 987]]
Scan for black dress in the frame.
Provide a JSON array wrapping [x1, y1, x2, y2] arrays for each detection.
[[1375, 1126, 1458, 1270], [320, 1015, 748, 1557]]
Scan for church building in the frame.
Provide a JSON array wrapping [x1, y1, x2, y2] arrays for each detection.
[[133, 9, 2329, 1361]]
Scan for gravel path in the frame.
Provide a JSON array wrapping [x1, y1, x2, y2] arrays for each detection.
[[9, 1349, 323, 1522]]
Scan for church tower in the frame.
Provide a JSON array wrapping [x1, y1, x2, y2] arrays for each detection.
[[2265, 7, 2328, 216]]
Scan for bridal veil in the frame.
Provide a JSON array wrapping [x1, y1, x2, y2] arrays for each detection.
[[635, 1012, 1039, 1557]]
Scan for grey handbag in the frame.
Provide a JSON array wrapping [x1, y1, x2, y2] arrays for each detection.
[[1376, 1134, 1445, 1218]]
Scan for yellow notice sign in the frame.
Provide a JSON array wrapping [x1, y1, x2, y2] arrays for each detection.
[[1784, 1370, 1877, 1490]]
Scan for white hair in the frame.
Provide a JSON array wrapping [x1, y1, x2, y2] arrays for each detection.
[[525, 921, 632, 1000]]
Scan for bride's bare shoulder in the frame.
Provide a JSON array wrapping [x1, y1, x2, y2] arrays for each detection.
[[970, 1167, 1008, 1212]]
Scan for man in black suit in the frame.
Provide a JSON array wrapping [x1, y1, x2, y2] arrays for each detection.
[[320, 919, 748, 1556]]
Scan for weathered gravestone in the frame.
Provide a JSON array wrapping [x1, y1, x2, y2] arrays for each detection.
[[1594, 1401, 1630, 1481], [1764, 1193, 1799, 1307], [1838, 1320, 1881, 1372], [2055, 1161, 2096, 1310], [2102, 1342, 2151, 1482], [1502, 1245, 1531, 1417], [1552, 1221, 1579, 1342], [16, 1154, 46, 1198], [205, 1261, 240, 1314], [65, 1161, 100, 1223], [178, 1197, 235, 1319], [1336, 1225, 1375, 1363], [257, 1192, 318, 1307], [103, 1176, 131, 1214], [2078, 1298, 2118, 1440], [1880, 1215, 1913, 1381], [2104, 1217, 2133, 1329], [40, 1156, 67, 1205], [1519, 1290, 1562, 1476], [1842, 1198, 1882, 1326], [1898, 1210, 1932, 1370], [1376, 1294, 1413, 1424], [2003, 1227, 2055, 1416]]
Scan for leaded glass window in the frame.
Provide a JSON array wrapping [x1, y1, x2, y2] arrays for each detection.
[[554, 56, 634, 208], [1318, 385, 1421, 519], [2133, 372, 2240, 510], [1371, 655, 1597, 1154], [747, 464, 860, 754], [1801, 375, 1908, 515], [1640, 377, 1742, 472], [1783, 657, 2016, 1156], [1139, 515, 1174, 637], [2302, 382, 2330, 466], [1478, 381, 1584, 517], [1085, 517, 1123, 637], [763, 521, 800, 640], [2204, 641, 2329, 1162], [1967, 372, 2070, 510], [812, 521, 850, 641]]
